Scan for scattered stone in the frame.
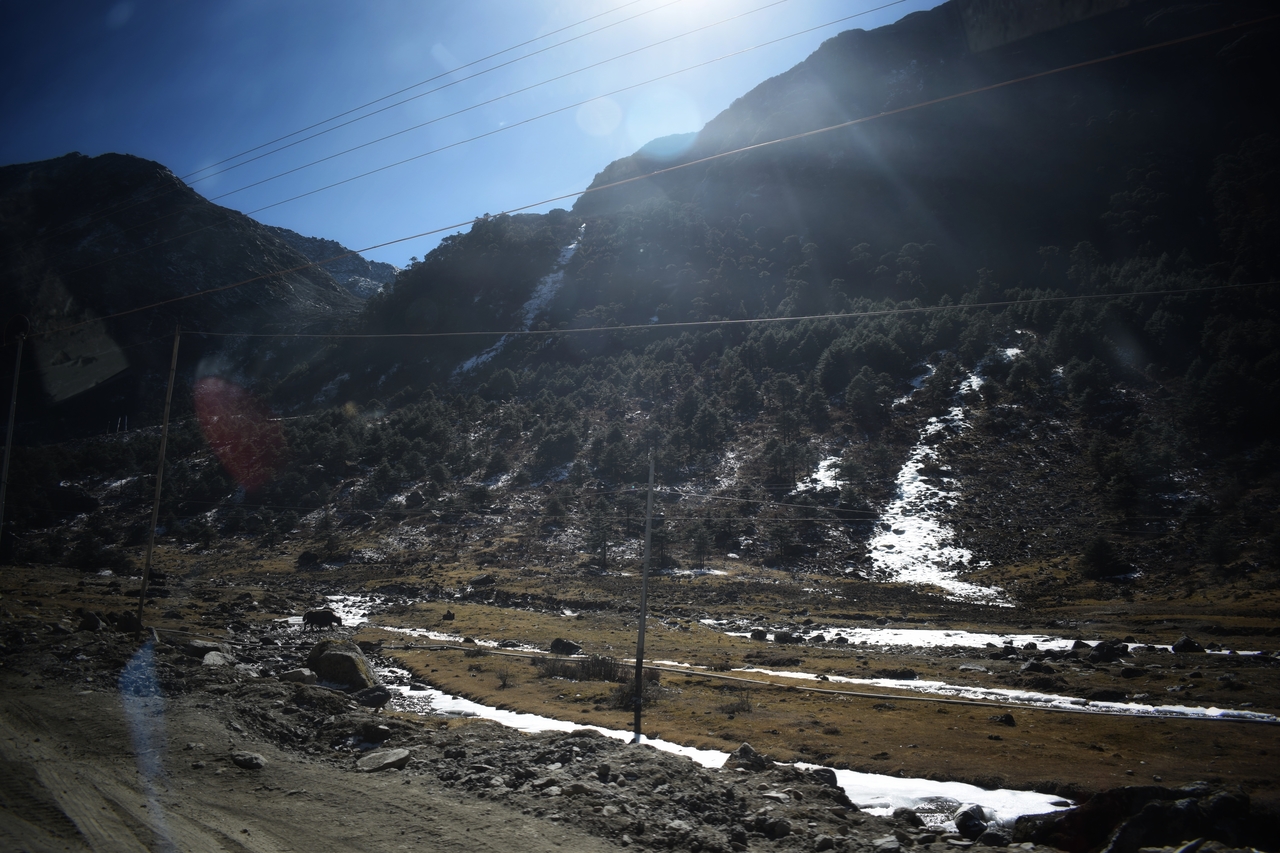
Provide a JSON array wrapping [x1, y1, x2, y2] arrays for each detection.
[[954, 804, 991, 840], [231, 752, 266, 770], [202, 651, 236, 667], [352, 685, 392, 711], [990, 712, 1016, 727], [279, 668, 317, 684], [893, 807, 925, 827], [979, 827, 1011, 847], [356, 748, 411, 772], [726, 741, 773, 771], [357, 721, 392, 743], [183, 639, 231, 659], [1172, 636, 1205, 654]]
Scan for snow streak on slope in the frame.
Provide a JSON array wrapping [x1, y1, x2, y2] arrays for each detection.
[[455, 224, 585, 376], [867, 373, 1009, 604]]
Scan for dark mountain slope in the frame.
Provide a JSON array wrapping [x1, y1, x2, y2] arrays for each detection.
[[0, 152, 361, 437], [573, 0, 1279, 291], [264, 225, 398, 300]]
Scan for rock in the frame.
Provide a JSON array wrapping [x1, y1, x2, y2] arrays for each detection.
[[356, 748, 411, 772], [815, 835, 836, 852], [873, 835, 901, 852], [1120, 667, 1145, 679], [769, 818, 792, 839], [810, 767, 841, 789], [232, 752, 266, 770], [750, 628, 768, 641], [726, 741, 772, 771], [978, 828, 1011, 847], [77, 611, 103, 632], [469, 573, 496, 586], [306, 639, 376, 690], [876, 668, 919, 680], [1171, 636, 1205, 654], [990, 712, 1016, 727], [352, 685, 392, 711], [955, 804, 991, 840], [549, 638, 582, 656], [357, 721, 392, 743], [1020, 784, 1254, 853], [774, 631, 801, 644], [202, 651, 237, 667], [295, 551, 320, 568], [183, 639, 231, 659], [442, 610, 455, 621], [894, 807, 926, 827], [279, 668, 317, 684], [405, 491, 425, 508]]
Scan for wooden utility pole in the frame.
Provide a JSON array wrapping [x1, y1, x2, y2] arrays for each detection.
[[633, 450, 655, 743], [136, 327, 181, 640], [0, 334, 24, 566]]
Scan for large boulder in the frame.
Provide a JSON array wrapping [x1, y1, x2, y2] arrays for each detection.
[[1017, 784, 1255, 853], [306, 639, 377, 691]]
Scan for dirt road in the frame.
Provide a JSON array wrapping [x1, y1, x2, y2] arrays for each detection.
[[0, 678, 615, 852]]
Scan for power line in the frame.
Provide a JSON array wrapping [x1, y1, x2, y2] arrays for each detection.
[[176, 279, 1280, 339], [15, 0, 671, 250], [31, 11, 1279, 341], [205, 0, 811, 205], [49, 0, 902, 281]]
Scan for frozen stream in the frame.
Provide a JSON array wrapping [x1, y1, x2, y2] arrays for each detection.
[[322, 596, 1071, 825]]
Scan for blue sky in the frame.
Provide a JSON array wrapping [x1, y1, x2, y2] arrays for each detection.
[[1, 0, 941, 266]]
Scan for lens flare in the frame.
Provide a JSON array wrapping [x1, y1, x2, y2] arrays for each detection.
[[193, 376, 286, 492]]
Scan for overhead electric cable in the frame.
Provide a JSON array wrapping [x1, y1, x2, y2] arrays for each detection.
[[183, 279, 1280, 339], [33, 11, 1278, 341], [180, 0, 664, 181], [16, 0, 669, 246], [52, 0, 902, 276], [206, 0, 817, 204]]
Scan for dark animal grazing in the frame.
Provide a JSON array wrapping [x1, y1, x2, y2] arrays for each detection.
[[303, 609, 342, 631]]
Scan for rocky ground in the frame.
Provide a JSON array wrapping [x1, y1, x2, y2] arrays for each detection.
[[2, 560, 1278, 853]]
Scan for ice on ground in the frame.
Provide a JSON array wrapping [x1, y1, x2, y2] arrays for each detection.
[[734, 666, 1278, 723], [375, 664, 1070, 828]]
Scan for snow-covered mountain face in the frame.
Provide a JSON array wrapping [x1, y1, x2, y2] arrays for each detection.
[[265, 226, 399, 299]]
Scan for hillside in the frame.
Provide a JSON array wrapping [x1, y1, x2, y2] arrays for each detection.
[[0, 152, 362, 439], [0, 1, 1279, 847], [264, 224, 399, 300]]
